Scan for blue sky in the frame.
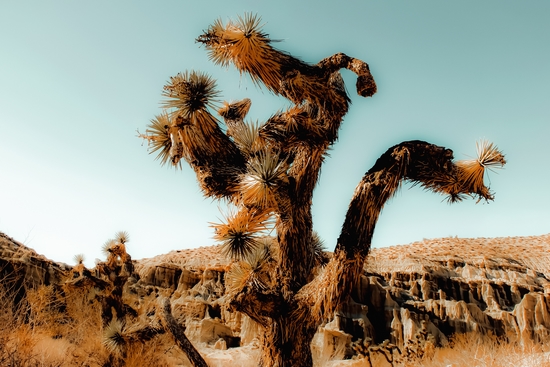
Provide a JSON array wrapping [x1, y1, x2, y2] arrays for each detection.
[[1, 1, 549, 266]]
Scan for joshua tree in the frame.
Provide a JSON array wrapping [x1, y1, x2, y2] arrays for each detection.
[[140, 14, 506, 367]]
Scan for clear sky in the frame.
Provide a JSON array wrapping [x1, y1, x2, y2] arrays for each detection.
[[1, 1, 549, 267]]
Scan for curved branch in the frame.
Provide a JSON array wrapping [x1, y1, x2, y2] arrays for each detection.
[[297, 140, 505, 322], [317, 52, 377, 97], [141, 77, 247, 199]]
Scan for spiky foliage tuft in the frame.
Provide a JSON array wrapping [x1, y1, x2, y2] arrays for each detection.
[[102, 239, 116, 258], [225, 262, 253, 294], [100, 231, 131, 267], [114, 231, 130, 245], [140, 112, 180, 168], [394, 140, 506, 203], [73, 253, 85, 265], [162, 71, 220, 117], [197, 13, 287, 93], [218, 98, 252, 123], [455, 140, 506, 200], [310, 232, 328, 268], [246, 239, 274, 268], [218, 98, 255, 145], [145, 72, 248, 196], [103, 319, 126, 354], [211, 208, 272, 261], [231, 121, 263, 156], [225, 242, 273, 294], [239, 148, 288, 209]]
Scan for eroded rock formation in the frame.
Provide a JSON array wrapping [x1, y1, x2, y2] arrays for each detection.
[[1, 231, 549, 364]]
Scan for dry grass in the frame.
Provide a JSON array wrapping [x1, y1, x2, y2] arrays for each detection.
[[0, 272, 72, 367], [0, 274, 181, 367], [398, 332, 550, 367], [337, 332, 550, 367]]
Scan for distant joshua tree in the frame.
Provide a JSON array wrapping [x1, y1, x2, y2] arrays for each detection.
[[140, 14, 506, 367]]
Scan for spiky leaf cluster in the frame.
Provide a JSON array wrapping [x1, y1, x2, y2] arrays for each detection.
[[231, 121, 262, 156], [102, 239, 116, 258], [310, 231, 329, 268], [211, 208, 272, 261], [225, 238, 275, 294], [197, 13, 286, 92], [139, 113, 178, 168], [218, 98, 252, 124], [73, 253, 85, 265], [397, 140, 505, 203], [454, 140, 506, 200], [103, 319, 126, 354], [114, 231, 129, 244], [239, 148, 288, 209], [162, 71, 220, 117], [101, 231, 131, 267]]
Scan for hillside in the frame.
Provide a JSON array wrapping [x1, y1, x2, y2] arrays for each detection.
[[1, 231, 549, 366]]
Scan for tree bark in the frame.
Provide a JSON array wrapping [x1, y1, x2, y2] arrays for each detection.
[[257, 140, 502, 366], [258, 316, 317, 367]]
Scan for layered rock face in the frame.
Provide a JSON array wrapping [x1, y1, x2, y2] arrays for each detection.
[[0, 232, 69, 305], [130, 234, 550, 361], [2, 231, 549, 363], [361, 236, 550, 347]]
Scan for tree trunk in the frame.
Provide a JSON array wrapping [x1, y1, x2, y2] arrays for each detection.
[[258, 315, 317, 367], [260, 140, 504, 366]]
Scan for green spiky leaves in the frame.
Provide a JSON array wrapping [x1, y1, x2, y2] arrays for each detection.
[[211, 208, 272, 261], [162, 71, 220, 118]]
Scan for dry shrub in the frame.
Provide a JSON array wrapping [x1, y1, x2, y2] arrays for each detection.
[[122, 334, 173, 367], [398, 332, 550, 367], [26, 285, 67, 336], [0, 278, 179, 366], [0, 272, 58, 367]]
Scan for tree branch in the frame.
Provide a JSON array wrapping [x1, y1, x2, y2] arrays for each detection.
[[297, 140, 505, 322], [161, 298, 209, 367], [317, 52, 377, 97]]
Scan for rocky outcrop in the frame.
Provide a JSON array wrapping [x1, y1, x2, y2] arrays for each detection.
[[0, 232, 69, 307], [2, 231, 549, 363], [357, 235, 550, 349], [131, 235, 550, 363]]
